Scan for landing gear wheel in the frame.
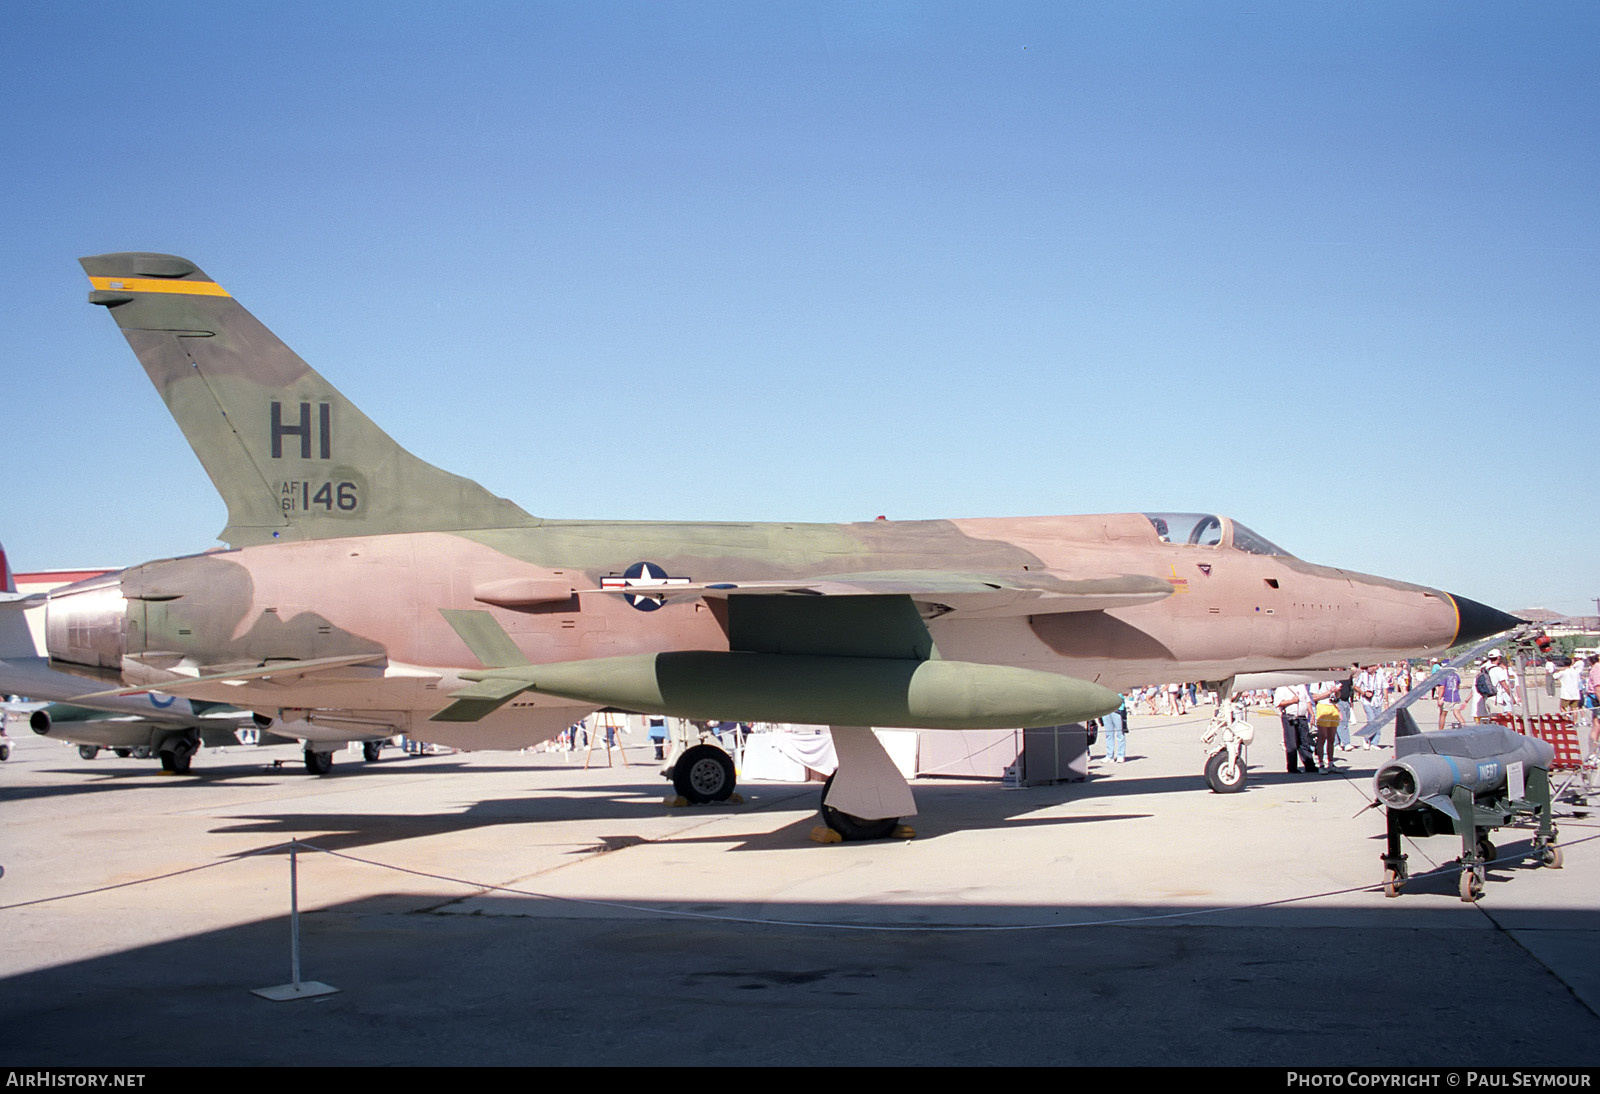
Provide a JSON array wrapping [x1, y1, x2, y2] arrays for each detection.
[[672, 744, 735, 803], [362, 741, 382, 763], [1459, 868, 1484, 903], [305, 750, 334, 776], [160, 743, 194, 774], [819, 774, 900, 841], [114, 748, 132, 759], [78, 745, 100, 760], [133, 746, 151, 760], [1476, 838, 1497, 866], [1205, 750, 1246, 793], [1382, 867, 1404, 898], [1540, 843, 1563, 869], [0, 743, 9, 762]]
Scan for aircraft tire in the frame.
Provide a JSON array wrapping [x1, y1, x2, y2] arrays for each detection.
[[673, 744, 735, 803], [133, 746, 151, 760], [305, 750, 334, 776], [1476, 838, 1497, 865], [0, 743, 9, 762], [819, 774, 899, 841], [1540, 843, 1563, 869], [1204, 750, 1246, 793], [114, 748, 132, 758], [160, 746, 194, 775], [79, 745, 100, 760], [363, 741, 382, 763]]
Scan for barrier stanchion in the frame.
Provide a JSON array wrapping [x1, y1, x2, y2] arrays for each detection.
[[252, 839, 340, 1001]]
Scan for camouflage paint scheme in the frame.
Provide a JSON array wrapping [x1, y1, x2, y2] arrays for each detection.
[[47, 254, 1515, 754], [0, 555, 390, 768]]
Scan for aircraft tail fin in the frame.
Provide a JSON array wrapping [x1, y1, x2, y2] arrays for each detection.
[[0, 544, 38, 658], [80, 253, 538, 547]]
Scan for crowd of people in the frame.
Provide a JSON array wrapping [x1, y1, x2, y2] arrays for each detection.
[[1096, 646, 1600, 774], [1126, 682, 1214, 716]]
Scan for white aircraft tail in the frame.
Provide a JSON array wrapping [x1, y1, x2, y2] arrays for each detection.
[[0, 543, 41, 658]]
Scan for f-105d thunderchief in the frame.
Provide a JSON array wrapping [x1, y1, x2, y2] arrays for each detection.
[[42, 252, 1518, 838]]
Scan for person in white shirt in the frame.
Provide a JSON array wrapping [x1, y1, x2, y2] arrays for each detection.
[[1354, 665, 1387, 748], [1555, 658, 1583, 711], [1275, 683, 1318, 774], [1474, 650, 1514, 719]]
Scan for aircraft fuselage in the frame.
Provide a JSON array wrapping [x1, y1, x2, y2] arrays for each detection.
[[43, 511, 1467, 747]]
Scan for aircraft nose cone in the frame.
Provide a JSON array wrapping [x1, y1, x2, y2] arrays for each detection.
[[1449, 593, 1521, 646]]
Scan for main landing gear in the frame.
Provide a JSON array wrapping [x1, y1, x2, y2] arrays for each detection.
[[158, 732, 199, 774], [819, 773, 899, 841], [659, 723, 917, 842], [671, 743, 737, 803], [813, 726, 917, 843], [300, 739, 388, 774]]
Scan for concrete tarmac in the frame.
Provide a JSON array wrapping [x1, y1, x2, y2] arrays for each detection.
[[2, 707, 1597, 1067]]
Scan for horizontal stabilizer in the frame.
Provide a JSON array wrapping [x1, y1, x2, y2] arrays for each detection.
[[70, 652, 386, 702]]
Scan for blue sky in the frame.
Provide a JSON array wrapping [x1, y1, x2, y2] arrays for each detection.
[[2, 2, 1595, 614]]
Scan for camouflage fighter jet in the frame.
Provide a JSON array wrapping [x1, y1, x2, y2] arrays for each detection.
[[1, 546, 388, 771], [43, 253, 1518, 837]]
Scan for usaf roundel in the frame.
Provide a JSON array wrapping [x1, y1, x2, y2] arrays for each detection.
[[601, 562, 690, 611]]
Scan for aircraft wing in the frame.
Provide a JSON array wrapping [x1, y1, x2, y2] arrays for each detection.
[[0, 656, 109, 703], [586, 570, 1174, 618], [36, 700, 255, 729]]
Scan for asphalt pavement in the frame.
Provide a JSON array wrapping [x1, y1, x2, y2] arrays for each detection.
[[2, 705, 1596, 1067]]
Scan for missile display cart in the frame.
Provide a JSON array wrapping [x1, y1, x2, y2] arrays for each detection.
[[1373, 722, 1561, 902]]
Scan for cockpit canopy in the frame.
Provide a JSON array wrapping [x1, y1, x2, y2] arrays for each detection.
[[1141, 513, 1292, 557]]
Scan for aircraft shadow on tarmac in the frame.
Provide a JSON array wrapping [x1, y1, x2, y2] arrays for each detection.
[[200, 777, 1162, 857], [4, 891, 1597, 1067], [1, 767, 291, 803]]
